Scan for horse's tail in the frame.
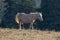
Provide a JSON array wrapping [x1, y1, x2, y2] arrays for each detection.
[[15, 13, 20, 24]]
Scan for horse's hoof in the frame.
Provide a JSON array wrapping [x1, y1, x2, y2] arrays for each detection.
[[19, 29, 22, 31]]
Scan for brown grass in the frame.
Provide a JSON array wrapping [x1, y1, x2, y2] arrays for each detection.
[[0, 28, 60, 40]]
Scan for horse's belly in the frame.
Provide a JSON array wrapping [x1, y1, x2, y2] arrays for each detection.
[[22, 19, 33, 23], [20, 16, 33, 23]]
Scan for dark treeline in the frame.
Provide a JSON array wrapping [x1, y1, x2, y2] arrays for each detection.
[[1, 0, 60, 31]]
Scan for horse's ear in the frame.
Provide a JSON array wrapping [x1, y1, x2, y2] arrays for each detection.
[[39, 12, 42, 17], [17, 13, 20, 14]]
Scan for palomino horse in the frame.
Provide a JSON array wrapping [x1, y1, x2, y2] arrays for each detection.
[[15, 12, 43, 30]]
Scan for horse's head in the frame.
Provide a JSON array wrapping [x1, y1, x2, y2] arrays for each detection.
[[30, 12, 43, 21], [38, 12, 43, 21]]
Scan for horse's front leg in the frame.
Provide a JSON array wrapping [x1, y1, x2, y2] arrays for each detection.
[[30, 23, 34, 29], [30, 20, 35, 29]]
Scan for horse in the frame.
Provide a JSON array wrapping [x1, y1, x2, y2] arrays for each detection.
[[15, 12, 43, 30]]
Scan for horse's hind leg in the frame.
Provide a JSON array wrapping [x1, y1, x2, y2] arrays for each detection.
[[21, 23, 24, 29], [19, 22, 22, 30]]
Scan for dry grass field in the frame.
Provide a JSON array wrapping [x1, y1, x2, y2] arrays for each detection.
[[0, 28, 60, 40]]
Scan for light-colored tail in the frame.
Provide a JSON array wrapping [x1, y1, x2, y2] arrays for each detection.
[[15, 14, 19, 24]]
